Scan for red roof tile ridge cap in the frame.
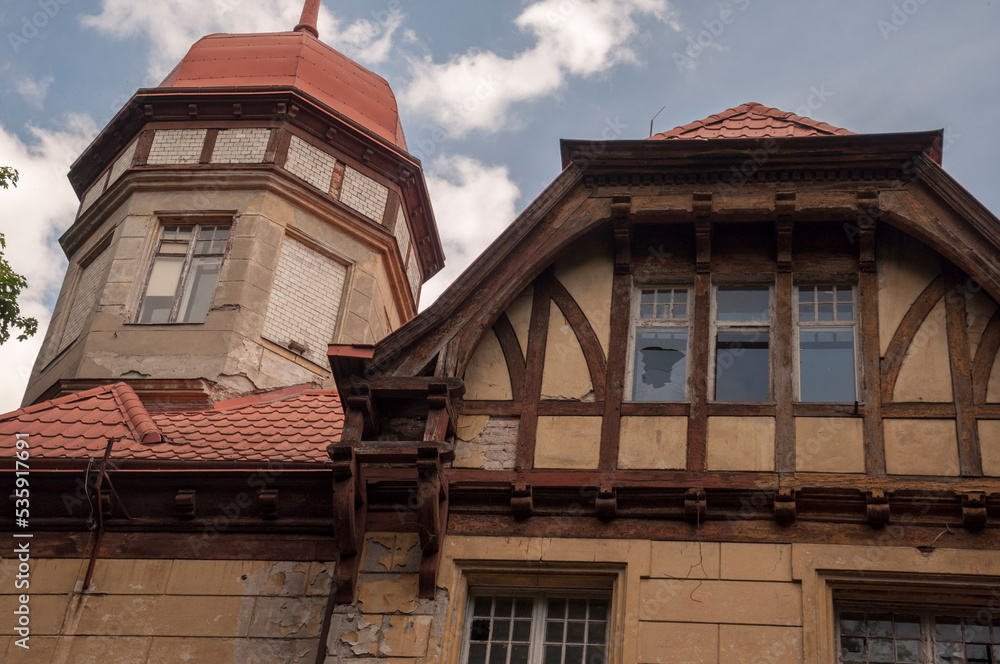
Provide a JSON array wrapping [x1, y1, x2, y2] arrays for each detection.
[[211, 383, 318, 411], [0, 383, 118, 421], [110, 383, 162, 444]]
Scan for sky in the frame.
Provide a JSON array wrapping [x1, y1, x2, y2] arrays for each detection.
[[0, 0, 998, 411]]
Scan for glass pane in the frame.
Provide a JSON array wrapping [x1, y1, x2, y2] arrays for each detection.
[[589, 601, 608, 622], [566, 622, 585, 644], [896, 639, 922, 663], [547, 621, 565, 642], [800, 288, 815, 303], [586, 646, 606, 664], [895, 617, 922, 639], [799, 328, 855, 402], [471, 618, 491, 641], [177, 255, 222, 323], [474, 597, 493, 617], [159, 240, 189, 255], [510, 644, 529, 664], [512, 620, 532, 642], [568, 600, 587, 620], [489, 643, 507, 664], [938, 641, 964, 662], [468, 643, 488, 664], [548, 599, 566, 618], [837, 302, 854, 320], [514, 598, 533, 618], [841, 614, 866, 636], [715, 331, 769, 401], [717, 288, 770, 321], [565, 645, 584, 664], [633, 328, 687, 401], [936, 618, 964, 641], [544, 645, 562, 664], [138, 256, 185, 323], [869, 638, 894, 662], [817, 286, 834, 302], [841, 637, 865, 661], [965, 622, 990, 642], [817, 302, 835, 321], [494, 620, 511, 641], [967, 644, 990, 663], [673, 303, 687, 318], [674, 290, 687, 303], [869, 616, 893, 637], [588, 621, 606, 645], [799, 303, 815, 322], [495, 598, 514, 617]]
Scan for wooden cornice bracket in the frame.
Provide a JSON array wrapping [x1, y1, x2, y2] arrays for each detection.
[[695, 218, 711, 274], [511, 484, 533, 520], [424, 382, 455, 442], [595, 486, 617, 522], [346, 384, 379, 439], [866, 489, 890, 528], [259, 489, 279, 520], [685, 488, 707, 524], [416, 446, 449, 598], [773, 487, 797, 526], [175, 489, 196, 520], [612, 194, 631, 274], [776, 214, 794, 274], [330, 446, 367, 603], [857, 187, 879, 273], [961, 491, 987, 531]]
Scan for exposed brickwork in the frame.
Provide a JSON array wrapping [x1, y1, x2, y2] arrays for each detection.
[[393, 206, 411, 267], [456, 417, 519, 470], [147, 129, 208, 165], [211, 128, 271, 164], [340, 166, 389, 222], [329, 161, 346, 198], [107, 139, 138, 188], [78, 172, 107, 215], [406, 248, 422, 304], [262, 237, 346, 366], [284, 135, 337, 191], [57, 245, 112, 356]]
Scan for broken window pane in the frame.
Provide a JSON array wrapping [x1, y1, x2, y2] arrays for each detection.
[[633, 328, 687, 401], [715, 331, 769, 401]]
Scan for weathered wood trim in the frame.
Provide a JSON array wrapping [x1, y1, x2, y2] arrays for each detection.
[[706, 402, 777, 417], [599, 271, 631, 470], [516, 273, 554, 473], [882, 403, 957, 418], [945, 271, 983, 476], [492, 313, 526, 402], [199, 128, 219, 164], [881, 274, 948, 400], [972, 308, 1000, 404], [458, 401, 521, 416], [550, 278, 608, 401], [687, 273, 711, 470], [775, 267, 795, 473], [858, 211, 885, 474], [620, 403, 691, 417]]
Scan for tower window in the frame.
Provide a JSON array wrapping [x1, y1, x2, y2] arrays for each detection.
[[137, 224, 230, 324]]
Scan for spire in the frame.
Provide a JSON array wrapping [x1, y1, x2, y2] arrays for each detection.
[[294, 0, 320, 38]]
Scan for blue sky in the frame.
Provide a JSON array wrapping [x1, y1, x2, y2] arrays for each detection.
[[1, 0, 999, 410]]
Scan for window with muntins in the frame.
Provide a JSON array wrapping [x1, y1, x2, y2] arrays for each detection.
[[797, 285, 857, 402], [631, 286, 689, 401], [463, 593, 610, 664], [137, 224, 230, 324], [837, 608, 1000, 664]]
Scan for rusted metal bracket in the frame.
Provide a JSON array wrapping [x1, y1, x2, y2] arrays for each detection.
[[331, 446, 366, 604], [774, 488, 797, 526], [961, 491, 987, 531], [866, 489, 890, 528], [416, 446, 449, 599], [685, 488, 707, 523]]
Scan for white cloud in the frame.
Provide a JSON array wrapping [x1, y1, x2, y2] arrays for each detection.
[[15, 73, 54, 109], [419, 155, 521, 309], [402, 0, 679, 136], [80, 0, 404, 83], [0, 115, 99, 413]]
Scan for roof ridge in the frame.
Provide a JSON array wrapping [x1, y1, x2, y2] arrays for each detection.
[[110, 383, 162, 444], [0, 383, 119, 421], [651, 101, 853, 140]]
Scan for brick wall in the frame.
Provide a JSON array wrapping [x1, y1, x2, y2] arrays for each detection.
[[394, 206, 411, 266], [261, 236, 347, 365], [147, 129, 208, 165], [284, 135, 337, 192], [340, 166, 389, 222], [78, 172, 108, 215], [406, 248, 422, 304], [107, 139, 138, 189], [55, 245, 112, 356], [210, 128, 271, 164]]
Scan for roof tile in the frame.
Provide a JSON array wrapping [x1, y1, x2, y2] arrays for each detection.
[[651, 102, 854, 140]]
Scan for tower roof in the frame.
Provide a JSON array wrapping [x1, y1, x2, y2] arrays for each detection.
[[159, 31, 407, 150], [651, 102, 854, 140]]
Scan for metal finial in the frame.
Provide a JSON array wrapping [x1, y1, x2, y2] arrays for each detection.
[[294, 0, 320, 38]]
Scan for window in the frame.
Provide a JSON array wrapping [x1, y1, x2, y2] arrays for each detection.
[[797, 285, 857, 402], [137, 223, 230, 324], [463, 593, 609, 664], [713, 286, 771, 401], [838, 608, 1000, 663], [630, 286, 689, 401]]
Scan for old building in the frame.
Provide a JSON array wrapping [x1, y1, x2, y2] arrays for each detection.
[[2, 3, 999, 664]]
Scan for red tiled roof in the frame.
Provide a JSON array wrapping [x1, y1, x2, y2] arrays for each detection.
[[651, 102, 854, 140], [159, 32, 407, 151], [0, 383, 342, 463]]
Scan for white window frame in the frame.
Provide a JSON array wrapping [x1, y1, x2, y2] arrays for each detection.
[[709, 283, 775, 402], [794, 283, 860, 403], [460, 590, 612, 664], [627, 284, 692, 402], [135, 221, 232, 324]]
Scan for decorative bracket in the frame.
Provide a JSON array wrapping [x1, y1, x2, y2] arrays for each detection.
[[866, 489, 890, 528], [330, 446, 366, 603], [773, 488, 797, 526], [776, 192, 795, 274], [175, 489, 196, 519], [961, 491, 987, 531], [857, 188, 879, 273], [695, 216, 711, 274], [259, 490, 279, 520], [685, 488, 707, 524], [611, 195, 631, 274], [511, 483, 533, 520], [416, 446, 449, 598], [595, 486, 617, 522]]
